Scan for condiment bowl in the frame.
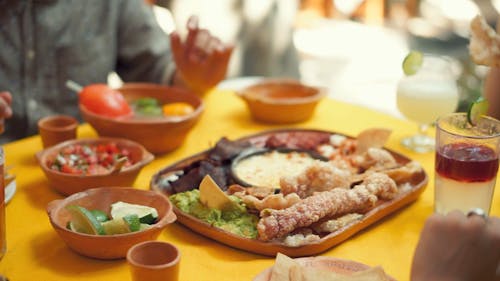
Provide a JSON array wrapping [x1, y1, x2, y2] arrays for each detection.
[[47, 187, 177, 259], [236, 79, 326, 124], [230, 147, 328, 188], [36, 137, 154, 196], [79, 83, 204, 154]]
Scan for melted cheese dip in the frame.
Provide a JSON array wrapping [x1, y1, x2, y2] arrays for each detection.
[[233, 150, 318, 188]]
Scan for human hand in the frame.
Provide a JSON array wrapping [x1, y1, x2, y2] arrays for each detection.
[[170, 16, 233, 95], [0, 91, 12, 119], [411, 210, 500, 281]]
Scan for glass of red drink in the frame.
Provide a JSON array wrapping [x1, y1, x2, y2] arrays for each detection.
[[435, 113, 500, 215]]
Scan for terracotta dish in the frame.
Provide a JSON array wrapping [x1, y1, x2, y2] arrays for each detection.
[[37, 115, 78, 148], [127, 241, 181, 281], [80, 83, 204, 154], [36, 137, 154, 196], [150, 129, 428, 257], [236, 79, 326, 124], [253, 256, 395, 281], [47, 187, 176, 259]]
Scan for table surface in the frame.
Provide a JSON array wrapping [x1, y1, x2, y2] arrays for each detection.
[[1, 89, 498, 281]]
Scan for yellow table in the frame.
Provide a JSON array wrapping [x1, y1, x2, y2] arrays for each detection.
[[1, 89, 498, 281]]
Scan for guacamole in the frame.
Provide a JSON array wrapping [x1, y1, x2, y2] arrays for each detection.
[[169, 189, 259, 239]]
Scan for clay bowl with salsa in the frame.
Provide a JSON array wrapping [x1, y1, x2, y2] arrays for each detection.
[[236, 79, 326, 124], [80, 83, 204, 154], [47, 187, 176, 259], [36, 137, 154, 196]]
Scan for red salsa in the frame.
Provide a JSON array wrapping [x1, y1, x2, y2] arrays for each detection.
[[47, 143, 134, 175], [435, 142, 499, 182]]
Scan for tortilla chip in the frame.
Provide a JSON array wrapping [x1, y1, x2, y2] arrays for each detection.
[[349, 266, 391, 281], [289, 265, 304, 281], [290, 263, 390, 281], [270, 253, 300, 281], [269, 253, 391, 281], [356, 128, 392, 154], [290, 266, 347, 281]]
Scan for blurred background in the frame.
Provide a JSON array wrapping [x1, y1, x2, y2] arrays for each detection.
[[147, 0, 498, 118]]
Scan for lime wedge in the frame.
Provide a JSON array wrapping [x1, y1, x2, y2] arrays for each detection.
[[123, 214, 141, 232], [110, 201, 158, 224], [102, 218, 131, 234], [467, 97, 490, 125], [66, 205, 105, 235], [402, 51, 423, 76], [138, 213, 157, 224], [102, 214, 141, 234], [139, 223, 152, 231], [90, 209, 109, 223]]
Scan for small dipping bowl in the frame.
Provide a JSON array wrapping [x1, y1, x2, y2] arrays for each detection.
[[38, 115, 79, 148], [236, 79, 326, 124], [231, 148, 328, 189], [127, 241, 181, 281]]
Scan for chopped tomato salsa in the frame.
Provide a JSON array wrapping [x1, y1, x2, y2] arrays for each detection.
[[47, 143, 134, 175]]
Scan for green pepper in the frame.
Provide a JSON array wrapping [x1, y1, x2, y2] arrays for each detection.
[[134, 98, 159, 108]]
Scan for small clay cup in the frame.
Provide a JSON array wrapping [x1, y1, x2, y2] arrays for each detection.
[[127, 241, 180, 281], [38, 115, 78, 148]]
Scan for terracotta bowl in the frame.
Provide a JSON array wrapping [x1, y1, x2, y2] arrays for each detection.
[[47, 187, 177, 259], [236, 79, 326, 124], [80, 83, 204, 154], [36, 137, 154, 196]]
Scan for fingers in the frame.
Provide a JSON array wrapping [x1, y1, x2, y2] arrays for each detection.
[[184, 16, 200, 59], [0, 91, 12, 105], [186, 15, 199, 31], [485, 216, 500, 253], [0, 91, 12, 118], [171, 15, 232, 93], [188, 29, 211, 64]]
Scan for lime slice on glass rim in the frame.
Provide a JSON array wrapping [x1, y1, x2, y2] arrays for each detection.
[[467, 97, 489, 126], [402, 51, 423, 75]]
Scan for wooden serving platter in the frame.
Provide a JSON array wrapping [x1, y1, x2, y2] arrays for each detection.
[[150, 129, 428, 257]]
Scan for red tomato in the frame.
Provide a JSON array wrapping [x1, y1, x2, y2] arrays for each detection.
[[61, 164, 82, 175], [79, 84, 132, 117]]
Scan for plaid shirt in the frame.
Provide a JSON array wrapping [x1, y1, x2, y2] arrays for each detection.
[[0, 0, 173, 143]]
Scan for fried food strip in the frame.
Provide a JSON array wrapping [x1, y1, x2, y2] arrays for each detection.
[[228, 184, 301, 211], [352, 147, 398, 171], [383, 161, 422, 184], [227, 184, 275, 199], [349, 160, 423, 187], [257, 173, 397, 241], [283, 232, 320, 247], [241, 193, 302, 211], [313, 213, 363, 233], [469, 15, 500, 67], [280, 160, 352, 198]]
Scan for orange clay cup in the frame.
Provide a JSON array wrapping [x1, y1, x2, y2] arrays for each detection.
[[170, 16, 233, 96], [38, 115, 78, 148], [127, 241, 181, 281]]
